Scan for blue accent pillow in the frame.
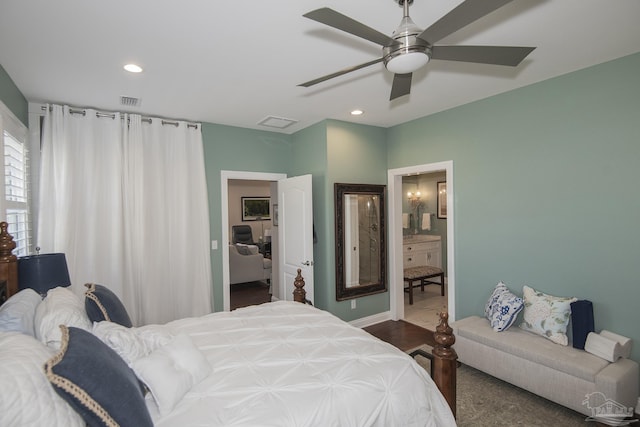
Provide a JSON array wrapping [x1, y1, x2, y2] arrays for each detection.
[[571, 300, 594, 350], [485, 282, 524, 332], [44, 326, 153, 427], [84, 283, 132, 327]]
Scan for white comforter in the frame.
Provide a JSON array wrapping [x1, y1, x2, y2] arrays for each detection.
[[150, 301, 456, 427]]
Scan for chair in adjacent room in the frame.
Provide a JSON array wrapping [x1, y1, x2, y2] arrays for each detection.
[[229, 244, 272, 285], [232, 225, 255, 245]]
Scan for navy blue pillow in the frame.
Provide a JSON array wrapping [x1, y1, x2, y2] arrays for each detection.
[[84, 283, 133, 327], [44, 326, 152, 427], [571, 299, 594, 350]]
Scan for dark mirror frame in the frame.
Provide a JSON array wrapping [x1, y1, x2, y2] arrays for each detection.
[[335, 183, 387, 301]]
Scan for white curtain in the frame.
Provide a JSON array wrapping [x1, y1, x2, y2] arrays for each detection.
[[39, 105, 212, 325]]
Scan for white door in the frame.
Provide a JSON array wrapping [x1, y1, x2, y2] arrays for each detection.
[[277, 174, 314, 303]]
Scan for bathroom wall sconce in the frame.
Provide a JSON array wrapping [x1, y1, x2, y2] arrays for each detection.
[[407, 191, 422, 209]]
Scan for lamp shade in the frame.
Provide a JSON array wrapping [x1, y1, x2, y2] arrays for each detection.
[[18, 253, 71, 294]]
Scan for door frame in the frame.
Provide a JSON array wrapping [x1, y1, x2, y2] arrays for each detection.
[[221, 170, 287, 311], [387, 161, 456, 322]]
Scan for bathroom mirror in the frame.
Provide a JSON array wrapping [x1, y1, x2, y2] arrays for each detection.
[[334, 183, 386, 301]]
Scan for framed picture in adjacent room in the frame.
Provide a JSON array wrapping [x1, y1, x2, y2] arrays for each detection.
[[437, 181, 447, 219], [242, 197, 271, 221]]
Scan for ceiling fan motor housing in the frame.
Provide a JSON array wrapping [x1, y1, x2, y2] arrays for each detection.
[[383, 19, 431, 74]]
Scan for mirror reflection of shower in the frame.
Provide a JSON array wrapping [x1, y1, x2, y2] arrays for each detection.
[[343, 193, 381, 288], [357, 195, 380, 286]]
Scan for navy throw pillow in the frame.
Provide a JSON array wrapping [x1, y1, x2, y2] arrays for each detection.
[[571, 299, 594, 350], [44, 326, 152, 427], [84, 283, 133, 327]]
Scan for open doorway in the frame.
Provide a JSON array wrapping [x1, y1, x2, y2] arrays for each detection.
[[228, 179, 274, 310], [401, 171, 448, 330], [387, 161, 456, 325], [220, 171, 286, 311]]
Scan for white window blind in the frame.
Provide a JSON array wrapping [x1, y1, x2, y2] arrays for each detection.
[[0, 101, 32, 256]]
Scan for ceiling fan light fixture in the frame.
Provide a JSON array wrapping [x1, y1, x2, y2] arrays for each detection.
[[386, 51, 429, 74]]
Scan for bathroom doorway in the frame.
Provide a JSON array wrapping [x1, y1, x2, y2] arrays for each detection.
[[387, 161, 456, 325]]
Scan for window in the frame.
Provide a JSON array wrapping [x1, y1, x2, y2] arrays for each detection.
[[0, 101, 31, 256]]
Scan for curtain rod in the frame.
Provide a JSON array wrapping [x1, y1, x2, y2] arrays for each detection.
[[40, 105, 199, 129]]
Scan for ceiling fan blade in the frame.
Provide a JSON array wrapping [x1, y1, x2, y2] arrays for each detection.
[[303, 8, 398, 47], [418, 0, 515, 44], [431, 45, 535, 66], [390, 73, 412, 101], [298, 58, 384, 87]]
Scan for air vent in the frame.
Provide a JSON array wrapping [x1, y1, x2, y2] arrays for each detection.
[[257, 115, 298, 129], [120, 96, 141, 107]]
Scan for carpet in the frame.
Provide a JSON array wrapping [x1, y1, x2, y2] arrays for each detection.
[[408, 345, 588, 426]]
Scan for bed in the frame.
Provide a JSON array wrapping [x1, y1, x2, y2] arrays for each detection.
[[0, 222, 457, 426]]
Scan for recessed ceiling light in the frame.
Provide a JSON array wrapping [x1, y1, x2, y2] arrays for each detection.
[[123, 63, 143, 73], [351, 109, 364, 116]]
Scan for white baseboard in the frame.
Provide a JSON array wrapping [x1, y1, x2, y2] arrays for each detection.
[[349, 310, 392, 328]]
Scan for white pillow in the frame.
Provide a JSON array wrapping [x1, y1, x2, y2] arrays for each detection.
[[34, 287, 91, 349], [132, 334, 211, 416], [92, 321, 173, 366], [0, 331, 84, 427], [519, 285, 577, 345], [0, 288, 42, 336]]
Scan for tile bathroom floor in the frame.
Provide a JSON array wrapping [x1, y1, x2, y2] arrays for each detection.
[[403, 281, 448, 331]]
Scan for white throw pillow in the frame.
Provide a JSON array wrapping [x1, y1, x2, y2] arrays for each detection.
[[34, 287, 91, 349], [92, 321, 173, 366], [132, 334, 211, 416], [519, 285, 577, 345], [0, 331, 84, 427], [0, 288, 42, 336], [484, 282, 523, 332]]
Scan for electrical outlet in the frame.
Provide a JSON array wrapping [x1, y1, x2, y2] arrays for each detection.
[[351, 300, 356, 309], [211, 240, 218, 250]]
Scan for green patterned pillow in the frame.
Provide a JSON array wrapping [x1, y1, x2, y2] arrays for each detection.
[[519, 285, 577, 345]]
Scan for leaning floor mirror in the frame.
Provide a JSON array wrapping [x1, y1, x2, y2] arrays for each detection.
[[334, 183, 386, 300]]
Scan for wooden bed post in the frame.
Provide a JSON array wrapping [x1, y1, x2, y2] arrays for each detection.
[[432, 311, 458, 418], [293, 268, 307, 303], [0, 221, 18, 298]]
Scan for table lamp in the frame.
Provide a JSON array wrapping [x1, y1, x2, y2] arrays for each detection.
[[18, 253, 71, 295]]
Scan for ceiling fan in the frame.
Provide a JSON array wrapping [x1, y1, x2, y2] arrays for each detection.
[[299, 0, 536, 100]]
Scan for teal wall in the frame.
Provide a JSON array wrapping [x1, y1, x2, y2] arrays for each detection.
[[201, 123, 293, 311], [388, 52, 640, 362], [288, 119, 389, 321], [324, 120, 388, 321], [0, 64, 28, 126], [290, 121, 330, 308]]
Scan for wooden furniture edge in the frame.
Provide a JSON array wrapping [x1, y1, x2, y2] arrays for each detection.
[[0, 221, 18, 298], [432, 310, 458, 418]]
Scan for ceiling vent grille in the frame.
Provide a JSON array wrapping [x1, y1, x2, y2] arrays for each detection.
[[120, 96, 141, 107], [257, 115, 298, 129]]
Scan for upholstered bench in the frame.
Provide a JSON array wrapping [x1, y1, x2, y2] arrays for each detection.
[[452, 316, 639, 417], [403, 266, 444, 304]]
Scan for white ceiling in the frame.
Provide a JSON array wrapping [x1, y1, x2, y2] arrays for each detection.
[[1, 0, 639, 134]]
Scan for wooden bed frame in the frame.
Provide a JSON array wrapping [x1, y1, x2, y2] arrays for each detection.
[[0, 223, 457, 418], [0, 222, 18, 299]]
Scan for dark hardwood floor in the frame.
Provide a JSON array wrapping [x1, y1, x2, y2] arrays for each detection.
[[230, 281, 271, 310], [231, 284, 434, 350]]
